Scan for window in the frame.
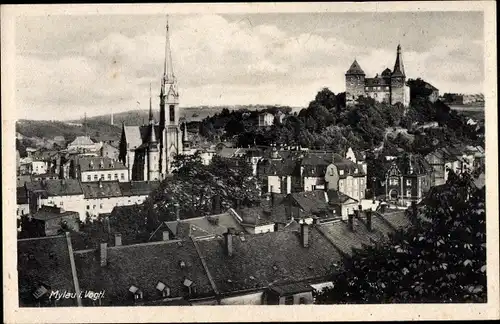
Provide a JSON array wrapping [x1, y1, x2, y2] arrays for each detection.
[[389, 178, 399, 186], [60, 201, 63, 206], [107, 174, 111, 180], [94, 175, 98, 180], [361, 179, 364, 185], [100, 174, 105, 180], [406, 179, 411, 186], [100, 204, 103, 209], [299, 297, 307, 305], [284, 296, 294, 305], [86, 205, 90, 210], [339, 170, 344, 176], [354, 169, 358, 174], [121, 173, 125, 180], [406, 190, 412, 197], [114, 173, 118, 179], [87, 175, 91, 181], [169, 105, 175, 122], [93, 205, 96, 209]]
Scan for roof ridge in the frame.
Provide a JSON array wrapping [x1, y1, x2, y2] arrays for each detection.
[[190, 237, 220, 300], [65, 232, 83, 306]]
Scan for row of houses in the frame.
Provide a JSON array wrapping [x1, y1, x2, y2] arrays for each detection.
[[18, 206, 411, 307], [18, 179, 160, 227]]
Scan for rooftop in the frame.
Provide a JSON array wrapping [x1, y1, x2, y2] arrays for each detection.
[[25, 179, 83, 197], [31, 206, 80, 221], [78, 157, 127, 172], [81, 181, 123, 199]]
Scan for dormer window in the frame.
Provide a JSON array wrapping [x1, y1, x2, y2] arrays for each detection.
[[179, 261, 186, 268], [339, 170, 344, 176], [129, 285, 143, 300], [183, 278, 196, 296], [33, 284, 49, 300], [156, 281, 171, 297], [354, 168, 358, 174]]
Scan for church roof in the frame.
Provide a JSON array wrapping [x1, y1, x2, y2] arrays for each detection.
[[346, 60, 365, 75], [381, 68, 392, 77], [123, 125, 162, 151], [392, 44, 406, 77]]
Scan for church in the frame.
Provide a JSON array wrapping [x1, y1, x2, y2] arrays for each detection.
[[345, 44, 410, 107], [119, 20, 188, 181]]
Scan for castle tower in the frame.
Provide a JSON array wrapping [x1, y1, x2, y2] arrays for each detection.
[[390, 44, 410, 107], [345, 59, 366, 107], [159, 17, 182, 178], [147, 84, 160, 181]]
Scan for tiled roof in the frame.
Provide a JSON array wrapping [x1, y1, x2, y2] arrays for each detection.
[[289, 190, 331, 217], [257, 158, 299, 177], [18, 235, 77, 306], [381, 68, 392, 77], [32, 206, 79, 221], [164, 213, 245, 239], [197, 228, 342, 295], [123, 126, 143, 150], [269, 281, 313, 295], [326, 189, 358, 204], [346, 59, 365, 75], [74, 240, 215, 305], [78, 157, 127, 172], [118, 181, 160, 197], [81, 181, 123, 199], [381, 211, 412, 230], [69, 136, 95, 146], [25, 179, 83, 197], [236, 207, 279, 226], [317, 212, 401, 255], [217, 148, 239, 158]]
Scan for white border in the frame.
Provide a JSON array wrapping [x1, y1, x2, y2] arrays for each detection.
[[2, 2, 498, 322]]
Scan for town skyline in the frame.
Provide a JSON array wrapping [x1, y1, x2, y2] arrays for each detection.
[[16, 12, 484, 120]]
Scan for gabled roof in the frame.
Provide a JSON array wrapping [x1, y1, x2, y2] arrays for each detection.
[[317, 211, 410, 256], [257, 158, 299, 177], [269, 281, 313, 296], [197, 228, 342, 295], [32, 206, 79, 221], [326, 189, 358, 204], [18, 235, 77, 306], [289, 190, 329, 215], [68, 136, 95, 146], [118, 181, 160, 197], [123, 126, 143, 150], [78, 157, 127, 172], [163, 213, 245, 239], [381, 68, 392, 77], [346, 59, 365, 75], [25, 179, 83, 197], [74, 239, 215, 305], [81, 181, 123, 199]]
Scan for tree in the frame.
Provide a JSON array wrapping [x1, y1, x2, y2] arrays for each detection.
[[316, 172, 486, 303]]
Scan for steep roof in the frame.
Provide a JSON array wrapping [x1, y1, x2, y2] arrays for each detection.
[[317, 211, 407, 256], [257, 158, 299, 177], [346, 59, 366, 75], [392, 44, 406, 77], [326, 189, 358, 204], [289, 190, 329, 215], [74, 239, 215, 305], [81, 181, 123, 199], [197, 228, 342, 295], [32, 206, 80, 221], [78, 157, 127, 172], [163, 213, 245, 239], [381, 68, 392, 77], [123, 126, 143, 150], [18, 235, 77, 306], [68, 136, 95, 146], [25, 179, 83, 197], [118, 181, 160, 197]]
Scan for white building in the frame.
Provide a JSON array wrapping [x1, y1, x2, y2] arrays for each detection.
[[78, 157, 129, 182], [258, 112, 274, 127]]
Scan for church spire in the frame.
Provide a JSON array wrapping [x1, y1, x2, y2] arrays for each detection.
[[163, 16, 175, 83], [392, 44, 406, 77], [148, 83, 154, 124]]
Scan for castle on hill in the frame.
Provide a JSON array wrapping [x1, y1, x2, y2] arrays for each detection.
[[345, 44, 410, 107]]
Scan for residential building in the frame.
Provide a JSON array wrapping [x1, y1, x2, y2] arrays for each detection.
[[17, 210, 412, 306], [25, 206, 80, 237], [31, 159, 48, 175], [67, 136, 102, 154], [77, 157, 128, 183], [345, 147, 367, 174], [100, 142, 119, 160], [118, 181, 161, 206], [258, 112, 274, 127], [385, 154, 432, 205], [81, 181, 125, 219], [325, 154, 367, 201], [25, 179, 85, 221]]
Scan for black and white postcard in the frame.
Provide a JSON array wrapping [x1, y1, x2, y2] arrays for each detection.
[[2, 2, 498, 323]]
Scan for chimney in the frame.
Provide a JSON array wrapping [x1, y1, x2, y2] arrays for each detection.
[[312, 217, 319, 225], [300, 223, 309, 248], [366, 210, 372, 231], [114, 233, 122, 246], [174, 203, 180, 221], [100, 242, 108, 267], [224, 228, 233, 257], [348, 214, 354, 232], [162, 231, 170, 241]]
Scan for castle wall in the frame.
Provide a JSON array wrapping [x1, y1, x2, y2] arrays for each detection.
[[366, 90, 391, 103], [390, 78, 406, 106]]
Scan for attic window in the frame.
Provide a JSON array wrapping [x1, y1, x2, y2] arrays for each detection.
[[249, 276, 255, 280], [179, 261, 186, 268], [339, 170, 344, 176], [240, 236, 246, 242], [129, 285, 143, 300], [183, 278, 193, 288], [227, 279, 233, 284], [33, 285, 49, 299], [273, 265, 278, 271], [156, 281, 171, 297]]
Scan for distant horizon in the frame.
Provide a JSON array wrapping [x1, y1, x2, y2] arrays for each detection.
[[17, 12, 484, 120]]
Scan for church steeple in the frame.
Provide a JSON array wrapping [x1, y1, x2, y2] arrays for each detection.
[[163, 16, 175, 85], [148, 85, 157, 145], [148, 83, 154, 124], [392, 44, 406, 77]]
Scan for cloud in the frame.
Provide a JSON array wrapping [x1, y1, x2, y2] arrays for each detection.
[[16, 14, 484, 120]]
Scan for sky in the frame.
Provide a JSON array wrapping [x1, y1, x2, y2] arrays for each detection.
[[16, 11, 484, 120]]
